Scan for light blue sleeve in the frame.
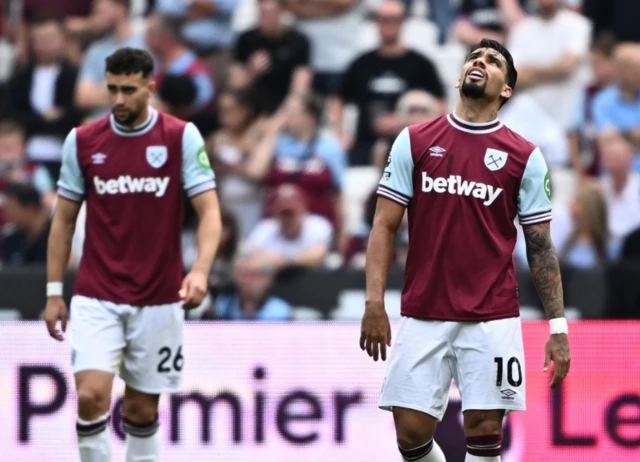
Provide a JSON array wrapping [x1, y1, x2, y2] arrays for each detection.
[[191, 74, 215, 111], [181, 122, 216, 197], [592, 91, 615, 132], [569, 91, 586, 131], [79, 45, 104, 83], [518, 148, 552, 225], [376, 128, 414, 207], [258, 297, 293, 321], [319, 135, 347, 190], [57, 129, 85, 202], [33, 166, 54, 193]]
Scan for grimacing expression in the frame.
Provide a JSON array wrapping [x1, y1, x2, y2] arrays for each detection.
[[457, 48, 512, 103], [106, 72, 154, 125]]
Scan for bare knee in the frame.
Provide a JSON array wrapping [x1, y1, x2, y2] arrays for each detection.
[[75, 372, 113, 420], [393, 407, 438, 449], [123, 387, 159, 425], [463, 409, 504, 437]]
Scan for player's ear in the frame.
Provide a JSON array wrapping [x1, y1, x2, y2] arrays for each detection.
[[455, 79, 461, 89], [501, 85, 512, 100], [148, 79, 156, 94]]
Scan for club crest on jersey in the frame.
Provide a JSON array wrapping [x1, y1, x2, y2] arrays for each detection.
[[484, 148, 508, 171], [146, 146, 168, 168]]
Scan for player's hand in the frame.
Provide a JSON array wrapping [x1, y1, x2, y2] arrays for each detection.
[[44, 296, 68, 342], [179, 270, 209, 310], [360, 303, 392, 362], [544, 333, 571, 388]]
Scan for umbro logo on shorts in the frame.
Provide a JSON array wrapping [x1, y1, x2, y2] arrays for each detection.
[[500, 389, 516, 400]]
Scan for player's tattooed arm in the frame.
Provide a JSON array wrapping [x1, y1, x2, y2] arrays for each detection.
[[522, 222, 565, 319]]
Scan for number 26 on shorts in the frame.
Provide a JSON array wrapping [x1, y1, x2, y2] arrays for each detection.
[[157, 346, 184, 373], [494, 356, 523, 387]]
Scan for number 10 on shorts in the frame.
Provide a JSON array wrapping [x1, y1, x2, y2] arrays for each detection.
[[494, 356, 522, 387]]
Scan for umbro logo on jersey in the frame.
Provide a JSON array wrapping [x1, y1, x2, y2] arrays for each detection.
[[429, 146, 446, 157], [92, 153, 107, 164], [94, 175, 170, 197], [421, 172, 503, 206]]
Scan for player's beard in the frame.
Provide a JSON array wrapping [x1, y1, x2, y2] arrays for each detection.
[[460, 79, 487, 100], [112, 107, 141, 126]]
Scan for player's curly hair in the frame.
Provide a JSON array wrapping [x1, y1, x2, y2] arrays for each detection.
[[468, 39, 518, 107], [105, 47, 154, 78]]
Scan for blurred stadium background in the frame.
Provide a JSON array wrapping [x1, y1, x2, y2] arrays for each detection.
[[0, 0, 639, 460]]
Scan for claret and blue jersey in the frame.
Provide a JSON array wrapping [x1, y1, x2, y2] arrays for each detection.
[[57, 108, 216, 306], [377, 112, 552, 322]]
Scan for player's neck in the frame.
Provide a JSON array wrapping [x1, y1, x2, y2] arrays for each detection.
[[453, 103, 499, 124]]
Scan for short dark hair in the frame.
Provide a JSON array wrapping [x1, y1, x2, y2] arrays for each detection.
[[300, 93, 324, 121], [468, 39, 518, 106], [4, 182, 42, 209], [105, 47, 154, 78], [0, 119, 26, 139]]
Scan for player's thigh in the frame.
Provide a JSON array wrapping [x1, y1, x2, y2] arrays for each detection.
[[120, 302, 185, 394], [453, 317, 526, 413], [379, 317, 454, 423], [393, 407, 439, 447], [70, 295, 126, 376]]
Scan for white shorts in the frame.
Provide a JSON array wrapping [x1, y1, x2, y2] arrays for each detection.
[[379, 316, 526, 420], [70, 295, 184, 394]]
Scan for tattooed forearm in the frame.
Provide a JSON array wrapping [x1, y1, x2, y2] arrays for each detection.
[[522, 222, 565, 319]]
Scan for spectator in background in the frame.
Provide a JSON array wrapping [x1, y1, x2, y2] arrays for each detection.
[[6, 15, 81, 181], [598, 134, 640, 244], [157, 74, 197, 121], [210, 248, 293, 320], [229, 0, 312, 114], [17, 0, 94, 66], [1, 182, 50, 266], [507, 0, 592, 129], [246, 93, 346, 239], [75, 0, 145, 119], [0, 121, 55, 210], [245, 183, 333, 271], [592, 43, 640, 173], [155, 0, 236, 86], [453, 0, 526, 48], [288, 0, 365, 96], [146, 14, 216, 119], [568, 33, 617, 176], [329, 0, 446, 166], [208, 87, 266, 238]]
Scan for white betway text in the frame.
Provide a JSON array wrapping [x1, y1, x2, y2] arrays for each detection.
[[422, 172, 502, 206], [94, 175, 170, 197]]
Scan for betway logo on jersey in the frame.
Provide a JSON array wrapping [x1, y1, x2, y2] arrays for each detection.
[[422, 172, 502, 206], [94, 175, 170, 197]]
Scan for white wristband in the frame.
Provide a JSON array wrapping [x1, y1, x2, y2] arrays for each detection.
[[46, 282, 63, 297], [549, 317, 568, 335]]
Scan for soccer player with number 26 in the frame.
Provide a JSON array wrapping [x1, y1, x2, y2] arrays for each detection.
[[360, 39, 570, 462], [44, 48, 222, 462]]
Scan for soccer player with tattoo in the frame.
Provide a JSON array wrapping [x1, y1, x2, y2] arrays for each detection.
[[360, 39, 570, 462]]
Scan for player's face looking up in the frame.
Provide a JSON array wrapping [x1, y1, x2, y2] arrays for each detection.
[[106, 71, 155, 126], [457, 48, 512, 106]]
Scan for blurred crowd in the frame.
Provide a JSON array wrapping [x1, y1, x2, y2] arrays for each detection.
[[0, 0, 639, 320]]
